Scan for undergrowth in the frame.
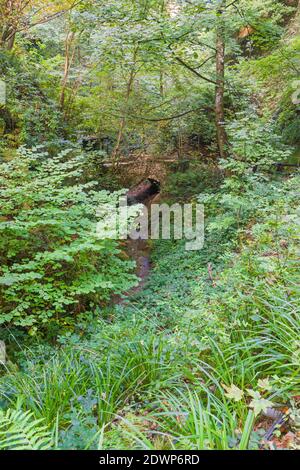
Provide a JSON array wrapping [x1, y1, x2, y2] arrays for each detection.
[[1, 167, 299, 450]]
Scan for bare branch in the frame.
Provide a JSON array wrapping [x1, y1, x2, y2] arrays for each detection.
[[110, 105, 213, 123], [173, 55, 217, 85]]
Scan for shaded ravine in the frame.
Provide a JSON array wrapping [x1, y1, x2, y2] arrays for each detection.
[[116, 180, 161, 304]]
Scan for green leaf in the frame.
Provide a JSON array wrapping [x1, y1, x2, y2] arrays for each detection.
[[239, 410, 256, 450]]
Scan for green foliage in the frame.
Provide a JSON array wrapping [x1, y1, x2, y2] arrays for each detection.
[[0, 48, 62, 150], [0, 408, 52, 450], [0, 0, 299, 452], [226, 114, 293, 175], [198, 173, 300, 399], [112, 388, 255, 450], [0, 147, 137, 333], [164, 164, 223, 201], [240, 35, 300, 146], [0, 171, 299, 449]]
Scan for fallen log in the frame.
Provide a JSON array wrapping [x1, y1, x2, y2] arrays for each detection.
[[102, 158, 178, 167]]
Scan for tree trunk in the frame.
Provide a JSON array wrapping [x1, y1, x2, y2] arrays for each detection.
[[0, 107, 16, 134], [7, 32, 16, 50], [215, 1, 228, 158], [159, 70, 164, 98], [1, 27, 16, 50], [111, 116, 126, 164], [60, 31, 76, 111], [111, 47, 139, 166]]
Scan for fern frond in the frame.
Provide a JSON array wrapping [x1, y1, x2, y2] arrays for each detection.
[[0, 409, 52, 450]]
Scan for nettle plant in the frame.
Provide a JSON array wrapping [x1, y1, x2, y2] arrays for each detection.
[[0, 147, 137, 334]]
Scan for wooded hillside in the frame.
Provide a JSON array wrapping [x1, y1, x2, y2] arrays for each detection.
[[0, 0, 299, 452]]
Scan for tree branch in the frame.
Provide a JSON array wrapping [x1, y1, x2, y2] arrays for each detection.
[[111, 105, 213, 123], [173, 55, 217, 85]]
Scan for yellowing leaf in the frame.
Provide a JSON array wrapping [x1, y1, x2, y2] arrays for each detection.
[[247, 389, 261, 400], [249, 397, 274, 416], [222, 384, 244, 402], [257, 378, 272, 391]]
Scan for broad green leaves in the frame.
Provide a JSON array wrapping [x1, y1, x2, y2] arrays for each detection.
[[0, 147, 137, 333]]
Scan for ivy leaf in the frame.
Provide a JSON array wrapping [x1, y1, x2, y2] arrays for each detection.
[[223, 384, 244, 402]]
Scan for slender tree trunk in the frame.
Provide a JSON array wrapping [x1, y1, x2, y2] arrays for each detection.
[[111, 73, 134, 165], [1, 27, 16, 50], [7, 31, 15, 50], [215, 0, 228, 158], [111, 116, 126, 164], [60, 31, 76, 111], [111, 47, 139, 166], [159, 70, 164, 97]]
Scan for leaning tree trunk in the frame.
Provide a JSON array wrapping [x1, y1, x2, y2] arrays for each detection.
[[215, 1, 228, 158], [1, 26, 16, 50], [6, 32, 15, 50]]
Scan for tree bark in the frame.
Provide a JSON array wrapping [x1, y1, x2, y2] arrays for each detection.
[[215, 0, 228, 158], [1, 27, 16, 50], [7, 31, 16, 50], [0, 107, 16, 134], [60, 31, 76, 111]]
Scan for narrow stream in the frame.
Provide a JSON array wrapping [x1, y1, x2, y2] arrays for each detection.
[[117, 181, 161, 303], [126, 192, 160, 294]]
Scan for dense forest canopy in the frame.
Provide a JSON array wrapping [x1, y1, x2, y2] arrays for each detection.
[[1, 0, 299, 154], [0, 0, 299, 453]]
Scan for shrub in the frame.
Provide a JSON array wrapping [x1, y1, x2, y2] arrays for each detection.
[[0, 147, 137, 334]]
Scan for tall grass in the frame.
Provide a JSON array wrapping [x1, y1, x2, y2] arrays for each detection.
[[116, 386, 255, 450], [0, 335, 178, 431]]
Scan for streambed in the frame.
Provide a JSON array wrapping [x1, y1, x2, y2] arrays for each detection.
[[117, 180, 161, 302]]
